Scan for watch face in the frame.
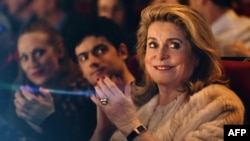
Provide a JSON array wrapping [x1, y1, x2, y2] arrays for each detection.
[[137, 125, 147, 133], [138, 125, 145, 131]]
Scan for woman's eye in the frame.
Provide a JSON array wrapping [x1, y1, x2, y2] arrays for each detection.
[[169, 42, 180, 49], [148, 42, 157, 48], [19, 55, 28, 62], [34, 49, 45, 57]]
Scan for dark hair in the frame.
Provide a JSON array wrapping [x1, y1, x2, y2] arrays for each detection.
[[65, 16, 124, 63], [56, 0, 74, 12], [179, 0, 189, 5]]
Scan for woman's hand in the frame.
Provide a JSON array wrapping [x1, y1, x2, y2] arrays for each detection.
[[14, 85, 55, 126], [90, 77, 141, 136]]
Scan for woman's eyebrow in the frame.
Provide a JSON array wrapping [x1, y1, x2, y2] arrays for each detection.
[[166, 38, 183, 43], [147, 37, 156, 41], [147, 37, 183, 43]]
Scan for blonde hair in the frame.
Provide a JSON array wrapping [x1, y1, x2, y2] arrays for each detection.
[[134, 3, 228, 106]]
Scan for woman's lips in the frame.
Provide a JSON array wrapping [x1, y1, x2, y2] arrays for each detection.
[[31, 70, 43, 77], [153, 65, 173, 71]]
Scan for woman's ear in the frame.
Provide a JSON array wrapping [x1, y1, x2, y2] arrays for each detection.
[[118, 43, 129, 60]]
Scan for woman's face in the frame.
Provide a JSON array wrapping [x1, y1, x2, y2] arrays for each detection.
[[145, 21, 198, 88], [17, 32, 62, 86]]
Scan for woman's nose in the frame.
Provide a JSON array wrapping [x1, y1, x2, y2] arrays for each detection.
[[157, 46, 169, 60], [28, 57, 39, 68]]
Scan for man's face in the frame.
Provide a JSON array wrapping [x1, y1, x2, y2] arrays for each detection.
[[31, 0, 53, 18], [4, 0, 23, 14], [97, 0, 125, 27], [75, 36, 128, 84], [187, 0, 204, 17]]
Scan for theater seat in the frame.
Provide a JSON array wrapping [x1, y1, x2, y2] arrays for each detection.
[[221, 60, 250, 124], [127, 55, 250, 123]]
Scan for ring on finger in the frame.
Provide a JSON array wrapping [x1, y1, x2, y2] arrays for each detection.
[[99, 97, 109, 105]]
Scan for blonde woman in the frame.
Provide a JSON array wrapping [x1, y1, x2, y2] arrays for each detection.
[[9, 20, 96, 141], [90, 4, 245, 141]]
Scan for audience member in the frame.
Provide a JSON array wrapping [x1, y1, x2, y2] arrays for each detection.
[[0, 12, 17, 85], [89, 4, 245, 141], [150, 0, 188, 5], [30, 0, 74, 29], [93, 0, 139, 55], [0, 11, 19, 141], [67, 16, 135, 88], [0, 0, 34, 39], [74, 0, 94, 16], [233, 0, 250, 17], [29, 0, 90, 52], [0, 0, 34, 93], [187, 0, 250, 57], [7, 20, 96, 141], [150, 0, 179, 5], [66, 17, 135, 140], [0, 0, 33, 89]]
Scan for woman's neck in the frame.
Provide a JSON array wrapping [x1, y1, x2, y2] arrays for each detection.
[[157, 85, 184, 106]]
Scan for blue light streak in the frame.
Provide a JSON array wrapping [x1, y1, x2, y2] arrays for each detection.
[[0, 81, 95, 97]]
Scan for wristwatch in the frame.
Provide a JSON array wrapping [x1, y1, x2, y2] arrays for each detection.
[[127, 124, 147, 141]]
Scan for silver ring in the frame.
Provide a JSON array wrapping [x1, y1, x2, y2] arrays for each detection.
[[100, 97, 109, 105]]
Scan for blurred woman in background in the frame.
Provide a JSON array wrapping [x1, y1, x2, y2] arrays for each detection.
[[8, 20, 96, 141]]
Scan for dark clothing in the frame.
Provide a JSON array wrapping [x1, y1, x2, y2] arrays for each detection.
[[41, 93, 96, 141], [7, 82, 96, 141]]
